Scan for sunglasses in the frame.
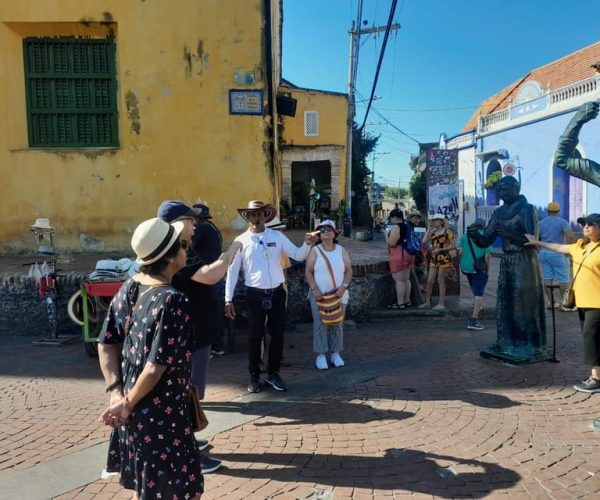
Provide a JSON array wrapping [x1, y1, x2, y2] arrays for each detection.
[[319, 226, 334, 233], [180, 239, 189, 251]]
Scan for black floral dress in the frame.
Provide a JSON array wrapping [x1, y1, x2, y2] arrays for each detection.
[[99, 279, 203, 499]]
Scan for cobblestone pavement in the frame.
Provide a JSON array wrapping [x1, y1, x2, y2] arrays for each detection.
[[1, 304, 599, 499]]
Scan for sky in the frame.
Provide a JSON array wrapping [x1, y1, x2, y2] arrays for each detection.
[[282, 0, 600, 190]]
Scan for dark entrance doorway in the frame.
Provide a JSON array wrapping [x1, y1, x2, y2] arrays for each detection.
[[290, 160, 331, 227]]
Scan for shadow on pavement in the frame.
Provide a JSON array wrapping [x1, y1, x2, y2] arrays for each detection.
[[204, 400, 414, 426], [213, 448, 521, 497]]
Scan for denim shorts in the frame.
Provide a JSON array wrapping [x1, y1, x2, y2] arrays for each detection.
[[539, 249, 570, 284], [466, 272, 488, 297]]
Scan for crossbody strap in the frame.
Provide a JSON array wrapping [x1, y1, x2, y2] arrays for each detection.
[[467, 237, 478, 261], [571, 243, 599, 288], [316, 246, 338, 291]]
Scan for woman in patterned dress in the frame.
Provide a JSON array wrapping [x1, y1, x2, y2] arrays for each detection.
[[97, 218, 203, 500], [419, 214, 456, 310]]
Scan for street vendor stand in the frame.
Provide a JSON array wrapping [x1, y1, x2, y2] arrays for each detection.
[[79, 280, 123, 357]]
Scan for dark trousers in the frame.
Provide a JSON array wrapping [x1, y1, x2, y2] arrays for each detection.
[[578, 308, 600, 366], [246, 285, 286, 377], [210, 280, 225, 350]]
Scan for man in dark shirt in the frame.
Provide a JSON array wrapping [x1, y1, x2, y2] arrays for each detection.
[[191, 203, 226, 355]]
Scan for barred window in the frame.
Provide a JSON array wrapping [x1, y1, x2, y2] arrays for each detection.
[[304, 111, 319, 136], [23, 37, 119, 148]]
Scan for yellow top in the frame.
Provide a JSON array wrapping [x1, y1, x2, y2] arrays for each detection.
[[568, 240, 600, 308]]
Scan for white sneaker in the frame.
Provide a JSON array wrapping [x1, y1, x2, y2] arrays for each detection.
[[331, 352, 345, 367], [315, 354, 328, 370]]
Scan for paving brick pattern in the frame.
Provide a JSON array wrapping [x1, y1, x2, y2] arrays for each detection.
[[3, 308, 600, 499]]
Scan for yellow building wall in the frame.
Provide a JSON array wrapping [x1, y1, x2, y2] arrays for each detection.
[[0, 0, 276, 253], [279, 86, 348, 209]]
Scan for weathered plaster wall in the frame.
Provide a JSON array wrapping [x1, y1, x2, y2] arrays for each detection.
[[0, 0, 274, 253], [279, 86, 348, 205]]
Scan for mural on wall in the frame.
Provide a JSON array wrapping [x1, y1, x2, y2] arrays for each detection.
[[427, 150, 459, 228]]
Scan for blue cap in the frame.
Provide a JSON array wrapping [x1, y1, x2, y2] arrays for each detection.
[[157, 200, 199, 223]]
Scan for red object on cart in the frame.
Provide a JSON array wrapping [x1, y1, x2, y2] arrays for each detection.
[[84, 281, 123, 297]]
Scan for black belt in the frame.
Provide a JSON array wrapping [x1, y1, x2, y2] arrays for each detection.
[[246, 284, 283, 295]]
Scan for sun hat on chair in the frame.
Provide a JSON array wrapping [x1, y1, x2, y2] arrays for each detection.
[[237, 200, 276, 223], [131, 218, 184, 265]]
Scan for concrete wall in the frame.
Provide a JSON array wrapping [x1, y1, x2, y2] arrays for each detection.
[[0, 0, 275, 253]]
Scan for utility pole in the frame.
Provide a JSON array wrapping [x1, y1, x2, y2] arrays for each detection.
[[345, 21, 400, 235]]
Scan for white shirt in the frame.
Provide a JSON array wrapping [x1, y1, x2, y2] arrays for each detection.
[[312, 244, 349, 304], [225, 228, 310, 301]]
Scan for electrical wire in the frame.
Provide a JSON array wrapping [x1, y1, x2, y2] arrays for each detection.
[[359, 0, 398, 130]]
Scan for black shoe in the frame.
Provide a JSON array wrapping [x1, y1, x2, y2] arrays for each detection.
[[265, 372, 288, 391], [247, 376, 262, 393], [196, 438, 209, 451], [200, 455, 222, 474], [573, 377, 600, 393], [211, 348, 226, 356]]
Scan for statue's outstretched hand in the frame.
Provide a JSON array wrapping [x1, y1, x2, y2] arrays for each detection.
[[573, 101, 599, 125]]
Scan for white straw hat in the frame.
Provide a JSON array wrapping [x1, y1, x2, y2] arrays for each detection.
[[131, 218, 184, 265]]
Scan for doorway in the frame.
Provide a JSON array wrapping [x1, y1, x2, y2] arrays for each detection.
[[291, 160, 331, 227]]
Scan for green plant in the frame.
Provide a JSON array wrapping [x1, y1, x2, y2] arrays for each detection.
[[336, 199, 346, 220], [484, 171, 503, 189]]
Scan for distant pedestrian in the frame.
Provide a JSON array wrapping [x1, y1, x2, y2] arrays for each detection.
[[458, 218, 493, 330], [539, 202, 575, 311], [305, 219, 352, 370], [384, 209, 414, 309], [419, 214, 456, 310], [525, 214, 600, 393], [225, 200, 318, 393]]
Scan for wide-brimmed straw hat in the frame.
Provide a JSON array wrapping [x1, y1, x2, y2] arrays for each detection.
[[266, 216, 286, 230], [429, 214, 449, 227], [131, 218, 184, 265], [315, 219, 340, 236], [408, 209, 422, 217], [237, 200, 276, 223]]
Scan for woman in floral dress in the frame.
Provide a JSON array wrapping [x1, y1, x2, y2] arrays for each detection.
[[98, 218, 203, 500], [419, 214, 456, 310]]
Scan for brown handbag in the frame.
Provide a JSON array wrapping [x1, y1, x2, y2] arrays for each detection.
[[314, 246, 345, 326], [187, 385, 209, 432]]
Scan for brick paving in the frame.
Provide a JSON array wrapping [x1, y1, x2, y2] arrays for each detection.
[[2, 306, 600, 499]]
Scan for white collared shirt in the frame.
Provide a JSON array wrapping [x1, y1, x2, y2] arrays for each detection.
[[225, 228, 310, 301]]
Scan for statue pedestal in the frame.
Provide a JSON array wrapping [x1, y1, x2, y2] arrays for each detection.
[[480, 347, 552, 365]]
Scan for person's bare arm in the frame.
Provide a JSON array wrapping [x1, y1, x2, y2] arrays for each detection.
[[190, 241, 242, 285], [524, 234, 570, 254]]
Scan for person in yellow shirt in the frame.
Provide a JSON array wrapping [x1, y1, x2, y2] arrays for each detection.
[[525, 213, 600, 393]]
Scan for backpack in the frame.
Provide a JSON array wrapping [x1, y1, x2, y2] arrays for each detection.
[[405, 223, 422, 256]]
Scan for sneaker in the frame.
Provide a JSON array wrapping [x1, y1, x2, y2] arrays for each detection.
[[559, 306, 576, 312], [265, 372, 288, 391], [573, 377, 600, 393], [200, 455, 222, 474], [467, 318, 484, 330], [211, 348, 226, 356], [331, 352, 345, 368], [196, 438, 209, 451], [315, 354, 328, 370], [432, 304, 446, 311], [247, 375, 262, 393]]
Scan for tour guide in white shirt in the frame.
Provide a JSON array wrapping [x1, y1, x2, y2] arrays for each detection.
[[225, 200, 318, 393]]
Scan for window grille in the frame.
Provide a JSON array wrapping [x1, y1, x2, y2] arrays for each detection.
[[304, 111, 319, 136], [23, 37, 119, 148]]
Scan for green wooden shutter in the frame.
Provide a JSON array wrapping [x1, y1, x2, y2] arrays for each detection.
[[23, 37, 119, 148]]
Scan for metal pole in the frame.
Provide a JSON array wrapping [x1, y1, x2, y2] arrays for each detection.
[[548, 284, 560, 363], [345, 21, 356, 224]]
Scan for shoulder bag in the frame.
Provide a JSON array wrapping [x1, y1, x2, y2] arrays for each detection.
[[467, 237, 488, 275], [314, 246, 345, 326], [562, 244, 599, 309]]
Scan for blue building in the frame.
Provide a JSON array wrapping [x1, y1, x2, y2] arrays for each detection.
[[445, 40, 600, 232]]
